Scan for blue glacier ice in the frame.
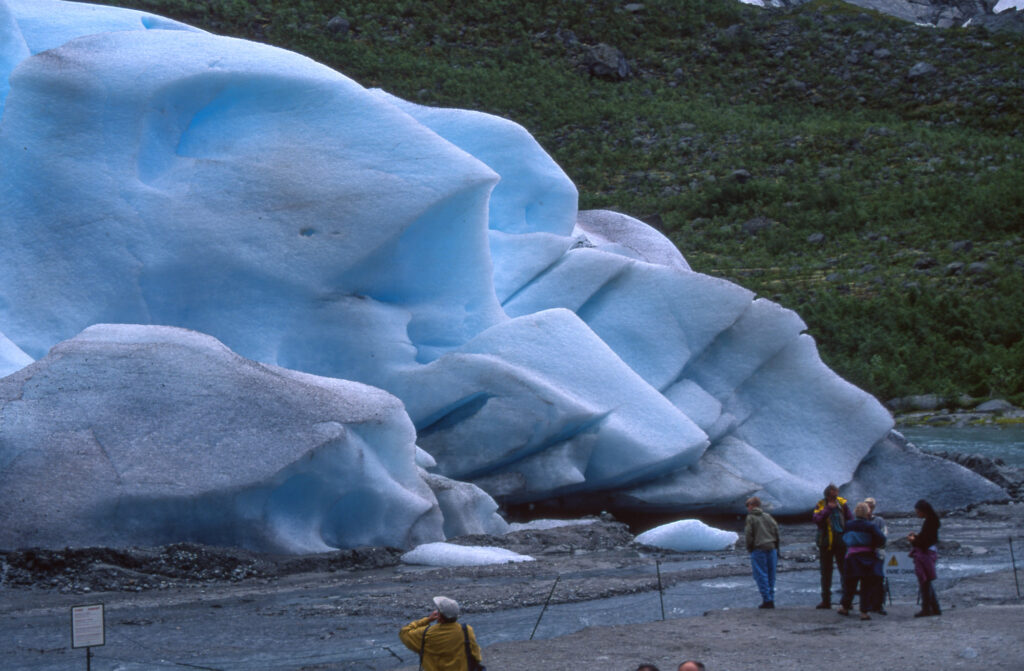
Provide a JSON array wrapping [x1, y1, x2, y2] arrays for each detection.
[[0, 1, 1006, 553]]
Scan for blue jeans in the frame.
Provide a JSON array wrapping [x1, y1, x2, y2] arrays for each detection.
[[750, 548, 777, 603]]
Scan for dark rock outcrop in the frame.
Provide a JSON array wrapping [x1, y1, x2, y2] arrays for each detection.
[[843, 430, 1009, 510], [771, 0, 1024, 32]]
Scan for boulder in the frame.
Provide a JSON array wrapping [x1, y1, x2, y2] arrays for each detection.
[[584, 43, 631, 80], [974, 398, 1017, 413], [843, 430, 1008, 512], [907, 62, 938, 80]]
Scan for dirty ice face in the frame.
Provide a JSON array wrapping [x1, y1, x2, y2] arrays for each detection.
[[0, 1, 1002, 553]]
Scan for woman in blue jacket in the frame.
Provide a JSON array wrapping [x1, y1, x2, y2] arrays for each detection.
[[837, 501, 886, 620]]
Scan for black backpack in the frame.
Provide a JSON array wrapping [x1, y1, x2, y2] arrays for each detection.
[[462, 623, 485, 671]]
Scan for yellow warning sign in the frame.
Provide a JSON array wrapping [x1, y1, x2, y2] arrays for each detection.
[[885, 552, 913, 573]]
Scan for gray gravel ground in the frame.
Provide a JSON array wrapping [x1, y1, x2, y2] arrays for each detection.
[[457, 595, 1024, 671], [3, 504, 1023, 670]]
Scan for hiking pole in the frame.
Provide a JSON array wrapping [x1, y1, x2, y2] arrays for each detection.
[[529, 575, 560, 640], [1011, 537, 1021, 599], [656, 560, 666, 620], [383, 646, 404, 663]]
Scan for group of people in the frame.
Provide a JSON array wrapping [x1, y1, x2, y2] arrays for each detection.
[[744, 484, 943, 619], [813, 487, 889, 618], [401, 490, 943, 670], [636, 662, 705, 671]]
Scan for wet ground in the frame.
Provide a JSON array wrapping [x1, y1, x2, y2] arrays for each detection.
[[3, 503, 1023, 670]]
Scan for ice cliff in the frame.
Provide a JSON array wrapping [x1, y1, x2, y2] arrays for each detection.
[[0, 0, 1005, 553]]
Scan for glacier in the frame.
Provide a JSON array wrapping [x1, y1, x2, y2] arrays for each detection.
[[0, 0, 1006, 553]]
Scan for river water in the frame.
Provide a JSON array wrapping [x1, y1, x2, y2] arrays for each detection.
[[899, 424, 1024, 467]]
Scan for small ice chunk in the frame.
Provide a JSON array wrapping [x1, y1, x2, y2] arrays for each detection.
[[634, 519, 738, 552], [506, 518, 598, 532], [401, 542, 535, 566]]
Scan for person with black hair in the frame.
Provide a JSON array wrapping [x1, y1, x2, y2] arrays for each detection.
[[908, 499, 942, 617], [635, 665, 660, 671]]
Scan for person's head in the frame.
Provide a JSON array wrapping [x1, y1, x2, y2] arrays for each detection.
[[745, 496, 762, 510], [636, 665, 660, 671], [432, 596, 460, 622], [864, 497, 876, 514], [914, 499, 938, 521], [678, 661, 706, 671], [823, 484, 839, 501], [854, 502, 870, 519]]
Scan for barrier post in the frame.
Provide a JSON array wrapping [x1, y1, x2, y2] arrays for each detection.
[[1011, 537, 1021, 599], [530, 575, 560, 640], [656, 560, 666, 620]]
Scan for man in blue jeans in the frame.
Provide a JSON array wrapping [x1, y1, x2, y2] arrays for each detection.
[[745, 496, 780, 609]]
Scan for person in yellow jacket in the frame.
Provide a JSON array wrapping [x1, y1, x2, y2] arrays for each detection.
[[812, 483, 853, 609], [399, 596, 483, 671]]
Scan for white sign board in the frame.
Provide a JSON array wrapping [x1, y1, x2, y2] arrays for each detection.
[[886, 552, 914, 574], [71, 604, 105, 649]]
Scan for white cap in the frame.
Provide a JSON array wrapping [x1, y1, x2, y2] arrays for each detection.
[[432, 596, 460, 620]]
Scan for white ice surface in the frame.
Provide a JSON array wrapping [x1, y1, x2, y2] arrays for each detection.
[[0, 329, 32, 377], [421, 471, 509, 538], [575, 209, 690, 271], [634, 519, 739, 552], [401, 542, 535, 566], [402, 309, 710, 499]]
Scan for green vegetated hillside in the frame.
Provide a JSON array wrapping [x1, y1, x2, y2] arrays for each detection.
[[101, 0, 1024, 405]]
